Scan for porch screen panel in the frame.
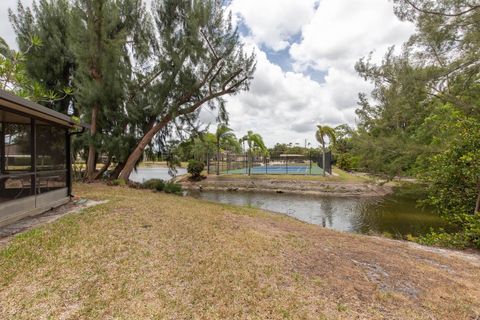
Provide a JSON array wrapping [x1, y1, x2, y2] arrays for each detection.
[[36, 124, 67, 193], [0, 111, 33, 203]]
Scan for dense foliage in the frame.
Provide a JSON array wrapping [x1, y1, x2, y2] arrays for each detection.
[[9, 0, 255, 182], [187, 159, 205, 179], [337, 0, 480, 247], [142, 179, 165, 191]]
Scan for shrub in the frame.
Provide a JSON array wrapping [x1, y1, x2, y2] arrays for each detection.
[[335, 153, 359, 171], [142, 179, 165, 191], [187, 159, 205, 178], [417, 229, 469, 249], [163, 182, 182, 195], [110, 178, 126, 186], [416, 214, 480, 249]]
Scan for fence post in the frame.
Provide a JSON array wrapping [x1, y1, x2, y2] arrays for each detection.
[[245, 152, 247, 175], [207, 151, 210, 175], [309, 152, 312, 175]]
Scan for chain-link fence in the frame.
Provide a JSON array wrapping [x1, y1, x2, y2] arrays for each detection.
[[206, 151, 332, 175]]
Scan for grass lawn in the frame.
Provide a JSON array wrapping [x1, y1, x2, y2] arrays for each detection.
[[0, 183, 479, 319]]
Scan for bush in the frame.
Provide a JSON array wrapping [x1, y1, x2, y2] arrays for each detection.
[[417, 229, 469, 249], [416, 214, 480, 249], [142, 179, 165, 191], [163, 182, 182, 195], [187, 159, 205, 178], [140, 179, 181, 195], [335, 153, 359, 171], [110, 179, 126, 186]]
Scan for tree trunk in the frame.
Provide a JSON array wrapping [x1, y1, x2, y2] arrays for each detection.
[[86, 104, 100, 181], [118, 87, 239, 181], [110, 162, 125, 179], [216, 140, 220, 175], [118, 115, 172, 180], [93, 155, 112, 180], [475, 179, 480, 214], [322, 144, 326, 176]]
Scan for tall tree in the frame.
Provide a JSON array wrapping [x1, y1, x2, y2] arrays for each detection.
[[393, 0, 480, 116], [10, 0, 75, 113], [117, 0, 255, 180], [315, 125, 336, 176], [240, 130, 266, 175], [215, 124, 235, 175], [70, 0, 152, 181], [0, 35, 60, 101]]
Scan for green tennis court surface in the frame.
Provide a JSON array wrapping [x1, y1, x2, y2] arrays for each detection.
[[224, 164, 324, 175]]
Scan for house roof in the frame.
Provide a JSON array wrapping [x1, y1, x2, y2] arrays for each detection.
[[0, 89, 79, 128]]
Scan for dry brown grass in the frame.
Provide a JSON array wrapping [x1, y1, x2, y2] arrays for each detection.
[[0, 183, 479, 319]]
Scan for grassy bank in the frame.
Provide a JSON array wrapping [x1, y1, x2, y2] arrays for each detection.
[[201, 167, 371, 182], [0, 184, 479, 319]]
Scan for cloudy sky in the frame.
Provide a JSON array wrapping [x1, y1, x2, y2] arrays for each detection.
[[0, 0, 415, 147]]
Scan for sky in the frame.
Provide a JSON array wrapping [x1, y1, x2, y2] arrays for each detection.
[[0, 0, 415, 147]]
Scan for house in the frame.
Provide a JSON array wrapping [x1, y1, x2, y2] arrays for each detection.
[[0, 89, 84, 227]]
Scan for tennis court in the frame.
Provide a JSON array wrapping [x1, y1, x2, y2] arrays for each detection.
[[225, 164, 324, 175]]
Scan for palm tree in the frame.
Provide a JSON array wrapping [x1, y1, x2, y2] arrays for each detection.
[[215, 124, 236, 175], [240, 130, 267, 175], [315, 125, 336, 176]]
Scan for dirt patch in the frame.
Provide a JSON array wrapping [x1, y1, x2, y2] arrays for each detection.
[[0, 198, 107, 249], [178, 174, 392, 197]]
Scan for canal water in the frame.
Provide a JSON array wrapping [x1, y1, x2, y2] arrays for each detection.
[[188, 189, 448, 238], [129, 167, 187, 183]]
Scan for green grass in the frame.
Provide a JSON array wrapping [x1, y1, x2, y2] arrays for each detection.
[[209, 166, 370, 183]]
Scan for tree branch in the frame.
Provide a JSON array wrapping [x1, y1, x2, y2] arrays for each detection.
[[200, 29, 219, 60], [221, 69, 242, 90], [404, 0, 480, 17], [175, 57, 221, 106]]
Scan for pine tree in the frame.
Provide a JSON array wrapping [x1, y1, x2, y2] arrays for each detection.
[[117, 0, 256, 180], [70, 0, 152, 181]]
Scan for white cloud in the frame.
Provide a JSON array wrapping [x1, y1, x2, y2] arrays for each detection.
[[222, 0, 414, 146], [225, 44, 361, 146], [0, 0, 415, 147], [290, 0, 414, 71], [228, 0, 317, 51], [0, 0, 34, 49]]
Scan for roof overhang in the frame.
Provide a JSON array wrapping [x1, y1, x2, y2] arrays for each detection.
[[0, 89, 80, 129]]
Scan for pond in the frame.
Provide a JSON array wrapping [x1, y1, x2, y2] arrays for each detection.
[[188, 189, 449, 238], [130, 167, 187, 183]]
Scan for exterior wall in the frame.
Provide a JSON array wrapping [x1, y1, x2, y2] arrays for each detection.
[[0, 187, 69, 227], [0, 90, 75, 228]]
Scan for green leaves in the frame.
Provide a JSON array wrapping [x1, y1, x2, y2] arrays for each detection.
[[315, 125, 336, 148], [241, 130, 267, 154], [29, 35, 42, 48]]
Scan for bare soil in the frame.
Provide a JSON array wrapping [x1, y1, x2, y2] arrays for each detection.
[[0, 199, 106, 249], [178, 174, 392, 197]]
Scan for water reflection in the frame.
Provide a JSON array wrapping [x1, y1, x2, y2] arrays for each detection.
[[130, 167, 187, 183], [188, 190, 448, 237]]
